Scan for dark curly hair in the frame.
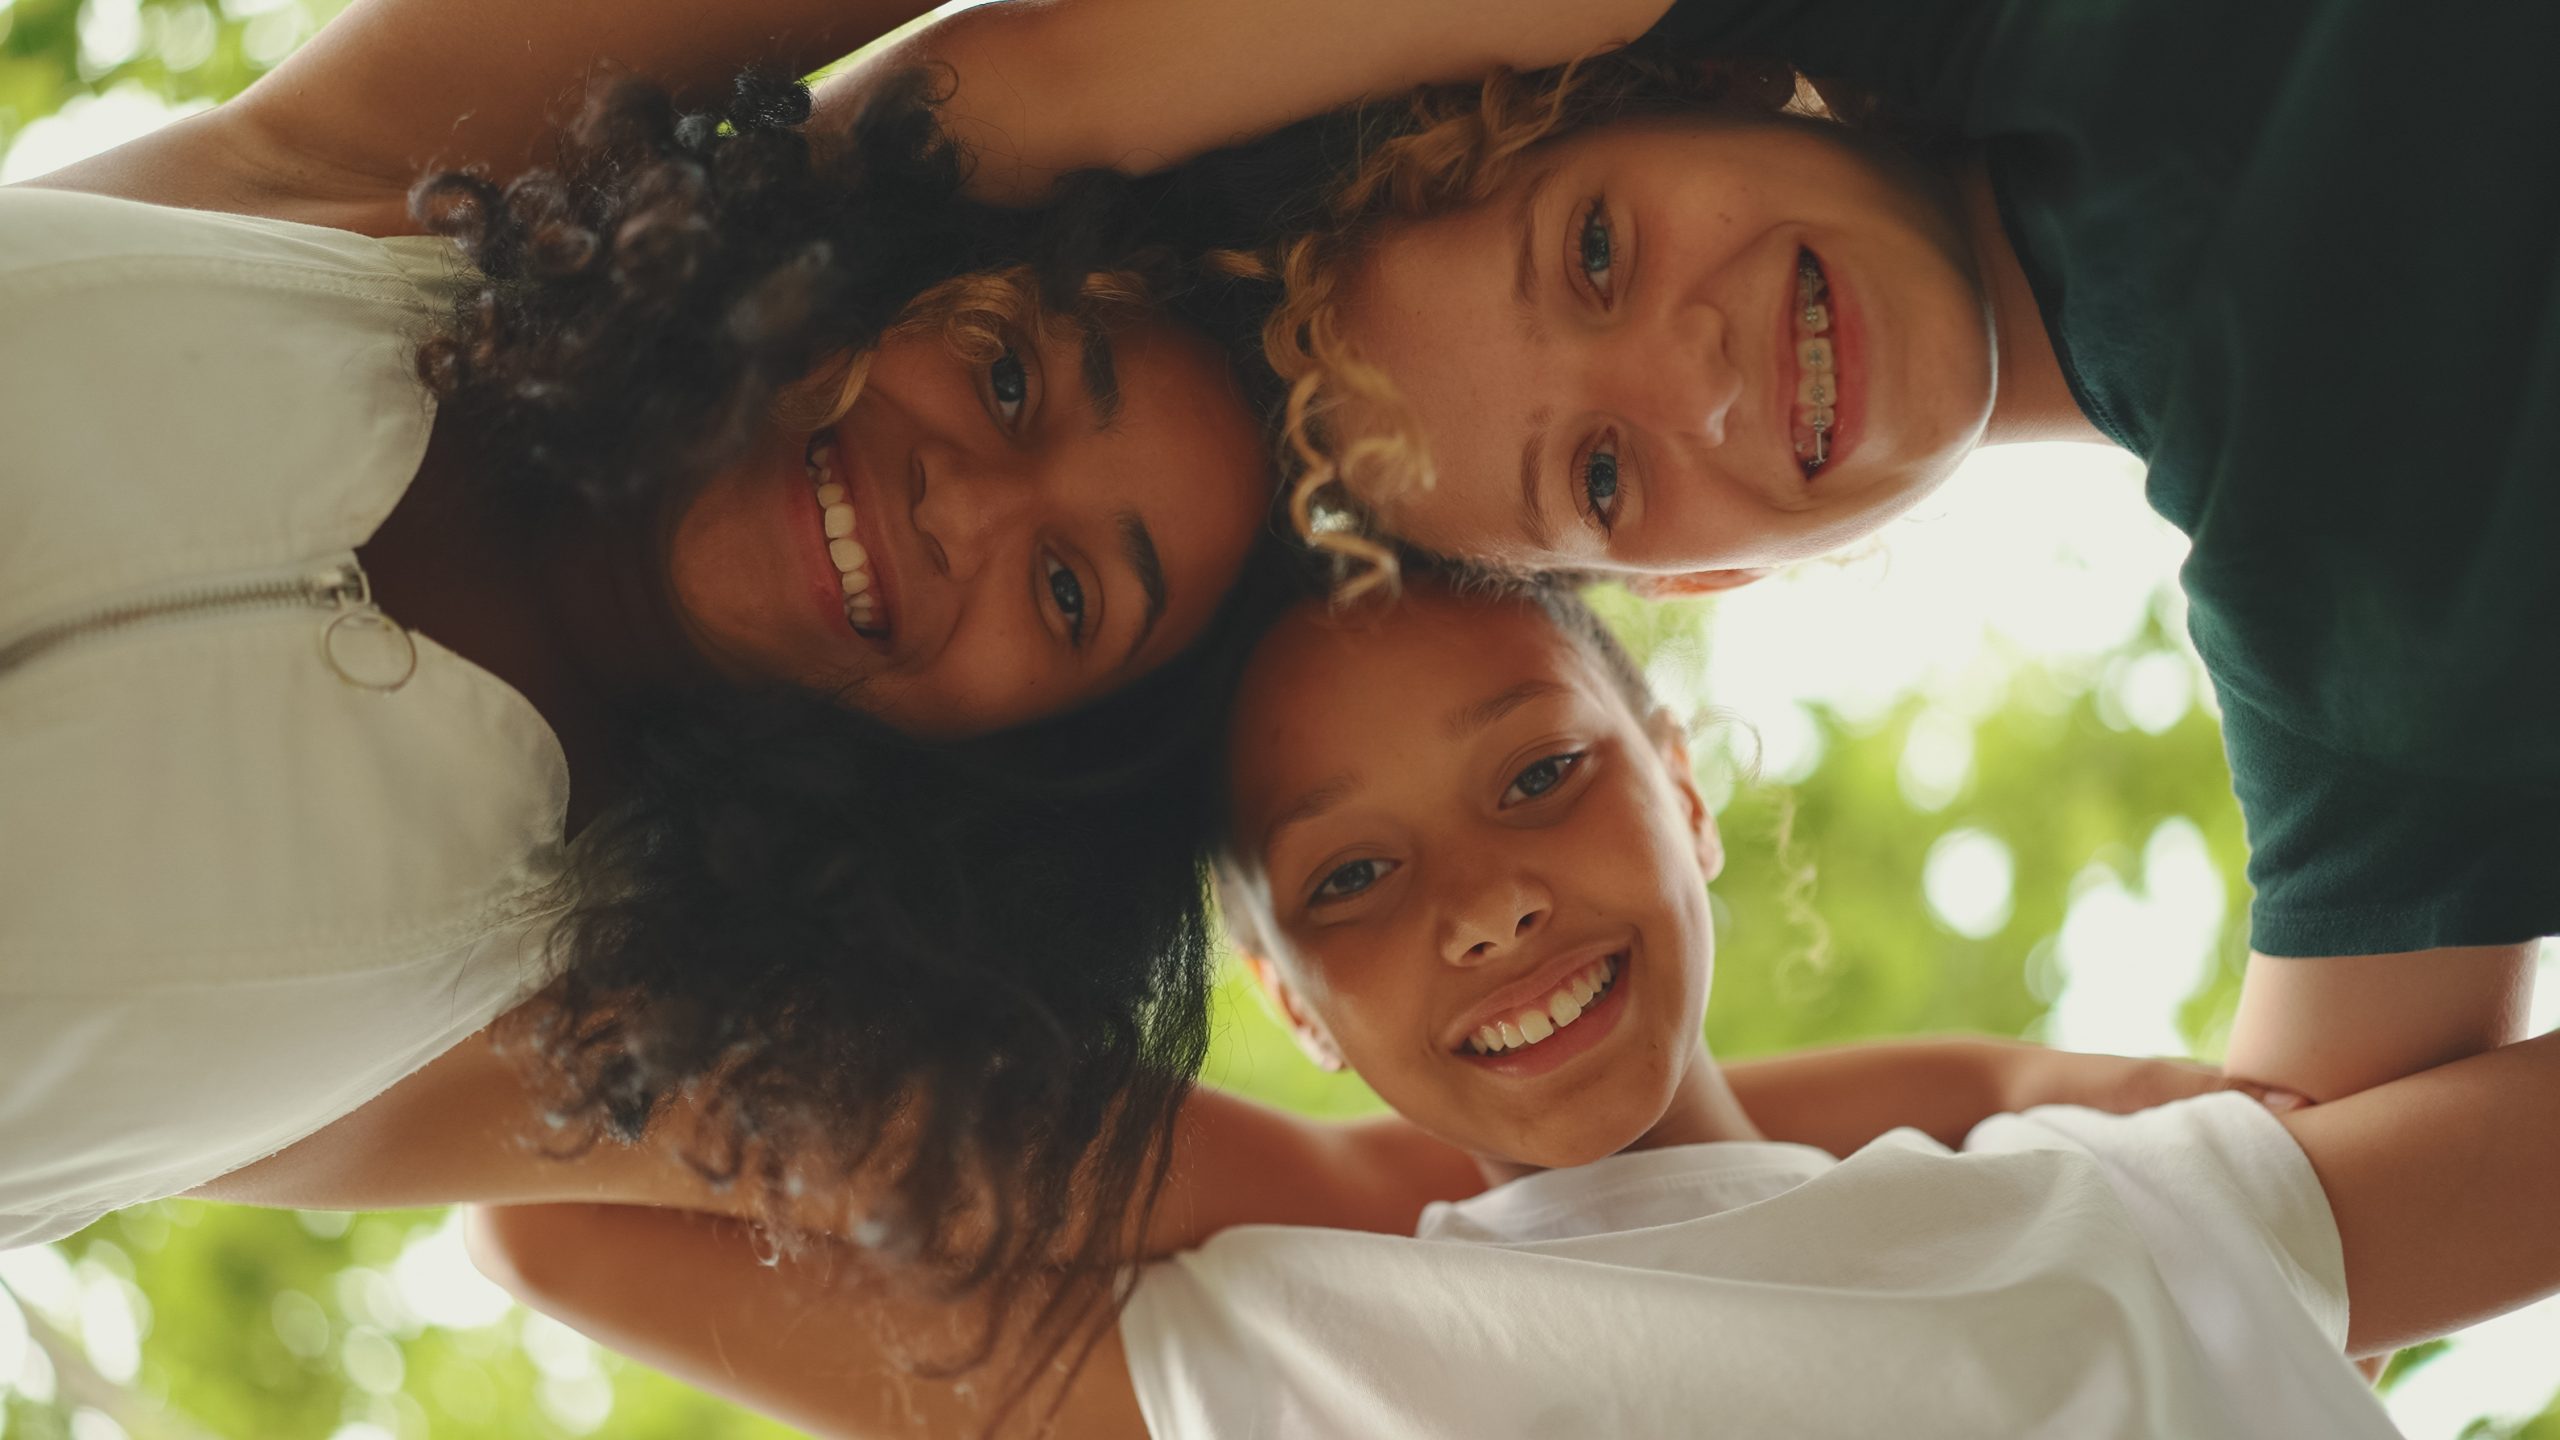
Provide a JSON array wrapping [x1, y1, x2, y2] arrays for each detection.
[[405, 65, 1290, 1412]]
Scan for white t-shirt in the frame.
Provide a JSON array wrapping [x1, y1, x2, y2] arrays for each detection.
[[1121, 1094, 2396, 1440], [0, 188, 568, 1248]]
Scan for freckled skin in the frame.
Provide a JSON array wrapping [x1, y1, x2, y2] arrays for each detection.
[[1339, 117, 1995, 581]]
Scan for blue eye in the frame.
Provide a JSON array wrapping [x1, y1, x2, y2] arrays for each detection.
[[1503, 752, 1586, 806], [1313, 857, 1399, 903], [1577, 443, 1623, 533], [989, 348, 1029, 424], [1043, 554, 1086, 642], [1578, 201, 1614, 299]]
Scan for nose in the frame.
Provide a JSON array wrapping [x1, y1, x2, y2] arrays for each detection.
[[1602, 300, 1744, 446], [911, 445, 1036, 582], [1437, 866, 1553, 967]]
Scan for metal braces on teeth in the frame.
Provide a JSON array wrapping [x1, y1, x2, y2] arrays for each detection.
[[1797, 253, 1834, 470]]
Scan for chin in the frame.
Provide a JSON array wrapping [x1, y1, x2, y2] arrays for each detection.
[[1516, 1109, 1664, 1172]]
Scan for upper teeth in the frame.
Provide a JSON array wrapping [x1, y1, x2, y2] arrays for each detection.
[[807, 438, 881, 634], [1794, 251, 1837, 472], [1465, 955, 1620, 1056]]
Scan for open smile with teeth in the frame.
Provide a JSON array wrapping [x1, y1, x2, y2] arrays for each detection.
[[1463, 954, 1622, 1056], [1792, 248, 1839, 476], [806, 435, 886, 637]]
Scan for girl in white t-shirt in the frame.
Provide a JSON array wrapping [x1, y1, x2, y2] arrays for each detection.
[[462, 579, 2560, 1438]]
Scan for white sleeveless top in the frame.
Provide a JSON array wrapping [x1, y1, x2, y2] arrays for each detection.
[[0, 187, 571, 1248]]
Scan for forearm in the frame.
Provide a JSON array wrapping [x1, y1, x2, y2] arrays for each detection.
[[2281, 1025, 2560, 1354], [195, 1027, 1473, 1260], [821, 0, 1676, 205], [32, 0, 940, 231], [469, 1204, 1146, 1438], [188, 1023, 765, 1221], [2227, 944, 2536, 1103], [1725, 1037, 2013, 1154]]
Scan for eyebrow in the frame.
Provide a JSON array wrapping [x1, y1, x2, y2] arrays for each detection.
[[1518, 404, 1555, 549], [1511, 164, 1556, 323], [1261, 775, 1357, 859], [1444, 679, 1570, 740], [1258, 679, 1572, 861], [1118, 508, 1167, 663], [1078, 320, 1122, 429], [1510, 167, 1561, 552]]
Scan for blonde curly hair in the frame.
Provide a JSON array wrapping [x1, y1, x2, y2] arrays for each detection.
[[1235, 47, 1823, 597]]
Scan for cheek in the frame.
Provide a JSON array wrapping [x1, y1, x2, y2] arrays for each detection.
[[1376, 465, 1523, 562], [1334, 267, 1530, 528], [885, 625, 1071, 735], [663, 470, 770, 665]]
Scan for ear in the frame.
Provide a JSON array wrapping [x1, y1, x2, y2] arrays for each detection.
[[1644, 709, 1724, 884], [1631, 568, 1773, 600], [1243, 952, 1348, 1073]]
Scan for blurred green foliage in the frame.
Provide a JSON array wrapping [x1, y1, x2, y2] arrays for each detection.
[[2, 3, 2552, 1437]]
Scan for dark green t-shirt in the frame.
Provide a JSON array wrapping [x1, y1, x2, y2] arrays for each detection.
[[1649, 0, 2560, 955]]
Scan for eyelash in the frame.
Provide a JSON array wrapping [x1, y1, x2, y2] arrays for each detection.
[[1311, 856, 1399, 905], [1575, 197, 1616, 302], [1567, 198, 1626, 536], [1503, 750, 1588, 807], [1303, 752, 1586, 907], [1043, 552, 1088, 645], [987, 345, 1034, 429], [1572, 439, 1624, 535]]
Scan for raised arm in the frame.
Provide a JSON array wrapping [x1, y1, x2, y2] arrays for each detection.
[[197, 1017, 1481, 1255], [470, 1201, 1147, 1440], [185, 1022, 764, 1218], [21, 0, 944, 232], [1726, 1035, 2250, 1155], [821, 0, 1679, 205], [458, 1082, 1475, 1438], [2279, 1023, 2560, 1356], [2224, 943, 2536, 1103]]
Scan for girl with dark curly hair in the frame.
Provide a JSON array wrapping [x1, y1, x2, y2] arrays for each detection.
[[0, 0, 1297, 1392], [859, 0, 2559, 1147]]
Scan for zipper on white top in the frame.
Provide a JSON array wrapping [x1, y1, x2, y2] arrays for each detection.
[[0, 559, 418, 690]]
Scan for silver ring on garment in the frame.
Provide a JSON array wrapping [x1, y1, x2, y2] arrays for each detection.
[[322, 608, 419, 692]]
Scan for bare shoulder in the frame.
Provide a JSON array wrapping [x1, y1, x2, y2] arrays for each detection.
[[1145, 1089, 1481, 1254]]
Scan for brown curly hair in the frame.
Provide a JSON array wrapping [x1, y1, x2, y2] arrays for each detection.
[[404, 66, 1294, 1428]]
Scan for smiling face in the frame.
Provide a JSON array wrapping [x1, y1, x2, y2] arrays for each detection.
[[1221, 587, 1723, 1170], [664, 315, 1269, 735], [1332, 115, 1993, 580]]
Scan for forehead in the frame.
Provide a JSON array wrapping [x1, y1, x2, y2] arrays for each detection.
[[1343, 117, 1729, 290], [1227, 592, 1608, 827]]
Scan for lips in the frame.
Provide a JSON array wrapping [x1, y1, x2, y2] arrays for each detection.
[[1461, 952, 1621, 1055], [1780, 244, 1860, 481], [1446, 943, 1628, 1052], [1455, 949, 1633, 1079], [802, 430, 900, 653]]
